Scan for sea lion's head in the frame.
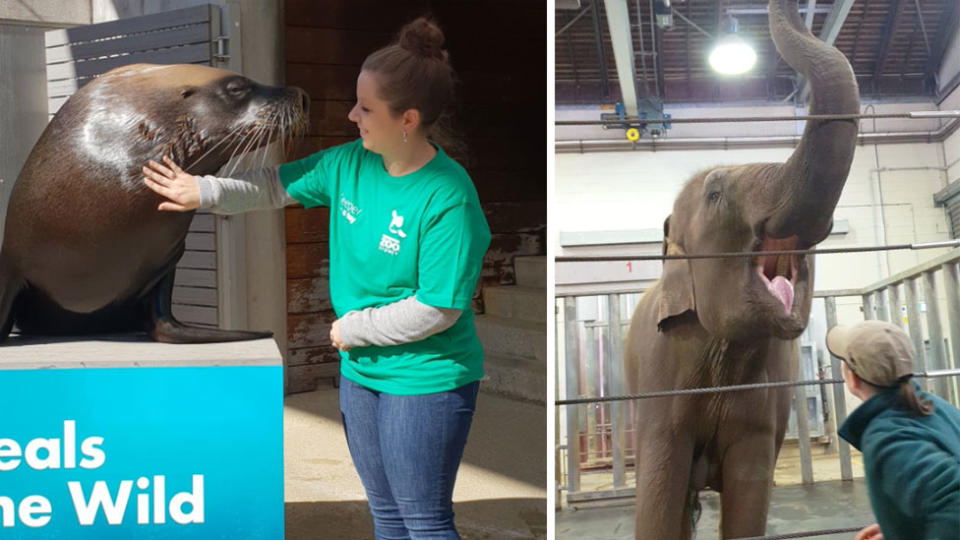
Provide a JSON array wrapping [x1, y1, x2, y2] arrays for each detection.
[[63, 63, 308, 183]]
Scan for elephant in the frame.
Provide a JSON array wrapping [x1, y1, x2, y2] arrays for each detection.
[[623, 1, 859, 538]]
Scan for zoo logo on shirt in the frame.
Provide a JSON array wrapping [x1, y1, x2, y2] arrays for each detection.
[[378, 210, 406, 256]]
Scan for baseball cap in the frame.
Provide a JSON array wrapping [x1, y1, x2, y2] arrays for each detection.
[[826, 320, 915, 388]]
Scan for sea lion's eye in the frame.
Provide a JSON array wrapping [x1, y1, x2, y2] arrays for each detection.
[[226, 78, 250, 97], [180, 88, 196, 99]]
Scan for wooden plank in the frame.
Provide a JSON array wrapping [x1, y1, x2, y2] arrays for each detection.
[[45, 4, 212, 47], [285, 63, 360, 101], [286, 362, 340, 395], [286, 243, 329, 279], [174, 268, 217, 288], [284, 0, 428, 31], [47, 42, 211, 81], [294, 136, 354, 158], [46, 78, 86, 99], [178, 250, 216, 270], [458, 70, 550, 105], [173, 285, 217, 307], [185, 232, 216, 251], [307, 100, 359, 137], [285, 27, 390, 65], [430, 4, 544, 71], [287, 277, 332, 314], [458, 104, 546, 138], [172, 304, 218, 326], [483, 201, 547, 234], [288, 346, 340, 367], [46, 23, 210, 65], [288, 312, 337, 348], [285, 207, 330, 243], [471, 169, 546, 203], [466, 136, 545, 173], [189, 213, 216, 233]]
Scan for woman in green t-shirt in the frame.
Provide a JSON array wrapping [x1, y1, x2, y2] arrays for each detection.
[[143, 18, 491, 539]]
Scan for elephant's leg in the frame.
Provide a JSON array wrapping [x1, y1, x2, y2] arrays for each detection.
[[718, 433, 777, 539], [634, 426, 696, 540]]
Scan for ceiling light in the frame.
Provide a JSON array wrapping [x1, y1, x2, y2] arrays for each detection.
[[708, 15, 756, 76]]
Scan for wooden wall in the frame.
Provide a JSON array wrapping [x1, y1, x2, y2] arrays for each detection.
[[283, 0, 546, 393]]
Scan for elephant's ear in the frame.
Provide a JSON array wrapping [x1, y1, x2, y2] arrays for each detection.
[[657, 217, 696, 331]]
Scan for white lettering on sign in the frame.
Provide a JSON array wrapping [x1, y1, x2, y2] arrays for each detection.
[[0, 422, 206, 529], [67, 475, 204, 526], [0, 495, 53, 528], [0, 421, 104, 471]]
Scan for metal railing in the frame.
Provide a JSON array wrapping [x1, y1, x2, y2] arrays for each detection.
[[556, 247, 960, 504]]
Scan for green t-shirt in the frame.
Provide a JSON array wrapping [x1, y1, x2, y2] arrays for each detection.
[[278, 139, 491, 395]]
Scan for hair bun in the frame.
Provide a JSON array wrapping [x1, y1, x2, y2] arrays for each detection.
[[398, 17, 447, 60]]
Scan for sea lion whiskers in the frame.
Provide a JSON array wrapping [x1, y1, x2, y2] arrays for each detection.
[[226, 116, 271, 177], [181, 121, 251, 171]]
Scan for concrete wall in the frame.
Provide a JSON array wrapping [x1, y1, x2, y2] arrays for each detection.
[[0, 4, 91, 242], [0, 25, 49, 241]]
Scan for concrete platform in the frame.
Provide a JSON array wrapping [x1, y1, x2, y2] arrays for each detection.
[[556, 480, 876, 539], [285, 384, 547, 539]]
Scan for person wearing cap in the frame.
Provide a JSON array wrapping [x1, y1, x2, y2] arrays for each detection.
[[827, 320, 960, 540]]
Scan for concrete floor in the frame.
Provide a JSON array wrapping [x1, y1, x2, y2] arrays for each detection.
[[556, 479, 875, 539], [284, 384, 547, 539]]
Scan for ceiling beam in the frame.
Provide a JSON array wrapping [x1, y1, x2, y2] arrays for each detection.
[[603, 0, 640, 114], [926, 0, 960, 88], [798, 0, 856, 104], [873, 0, 907, 84], [590, 1, 612, 101]]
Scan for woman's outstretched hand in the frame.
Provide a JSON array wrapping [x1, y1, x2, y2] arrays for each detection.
[[142, 156, 201, 212]]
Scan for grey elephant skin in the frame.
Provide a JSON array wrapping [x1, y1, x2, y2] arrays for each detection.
[[624, 1, 859, 538]]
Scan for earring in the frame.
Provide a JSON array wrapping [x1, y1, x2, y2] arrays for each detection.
[[402, 129, 407, 144]]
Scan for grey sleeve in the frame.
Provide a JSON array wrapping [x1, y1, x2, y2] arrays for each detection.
[[195, 166, 296, 215], [337, 295, 463, 348]]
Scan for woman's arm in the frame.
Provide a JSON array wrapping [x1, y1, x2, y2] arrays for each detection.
[[871, 431, 960, 532], [142, 156, 294, 214], [333, 295, 462, 350]]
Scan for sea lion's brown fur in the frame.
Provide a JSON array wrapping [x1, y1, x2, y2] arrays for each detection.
[[0, 63, 308, 343]]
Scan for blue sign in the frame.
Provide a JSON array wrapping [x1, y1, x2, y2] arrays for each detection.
[[0, 366, 283, 539]]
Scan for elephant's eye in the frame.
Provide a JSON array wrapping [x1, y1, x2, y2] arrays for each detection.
[[708, 191, 722, 203]]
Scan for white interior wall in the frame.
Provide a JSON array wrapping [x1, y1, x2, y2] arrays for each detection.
[[556, 141, 951, 287]]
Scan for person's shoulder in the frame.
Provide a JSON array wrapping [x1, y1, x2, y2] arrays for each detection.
[[421, 149, 477, 202]]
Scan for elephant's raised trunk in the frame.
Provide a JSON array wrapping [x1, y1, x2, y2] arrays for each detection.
[[765, 0, 859, 245]]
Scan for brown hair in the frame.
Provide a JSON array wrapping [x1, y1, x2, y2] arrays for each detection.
[[897, 378, 935, 416], [361, 17, 459, 151]]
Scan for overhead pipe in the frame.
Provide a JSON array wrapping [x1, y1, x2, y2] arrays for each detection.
[[556, 110, 960, 126], [555, 117, 960, 153]]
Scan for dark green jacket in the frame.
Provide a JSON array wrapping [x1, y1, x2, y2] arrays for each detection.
[[839, 384, 960, 540]]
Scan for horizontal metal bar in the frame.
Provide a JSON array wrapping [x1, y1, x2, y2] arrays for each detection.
[[557, 369, 960, 406], [556, 111, 960, 126], [567, 487, 636, 503], [555, 240, 960, 263], [738, 527, 866, 540]]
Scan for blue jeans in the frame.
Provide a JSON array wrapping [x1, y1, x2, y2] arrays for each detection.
[[339, 376, 480, 540]]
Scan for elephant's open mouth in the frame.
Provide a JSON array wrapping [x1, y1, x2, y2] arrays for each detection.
[[754, 235, 800, 316]]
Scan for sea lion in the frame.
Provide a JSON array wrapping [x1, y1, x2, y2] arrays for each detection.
[[0, 63, 308, 343]]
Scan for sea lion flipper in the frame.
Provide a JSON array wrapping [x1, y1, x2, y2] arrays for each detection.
[[149, 318, 274, 344], [145, 267, 273, 344], [0, 254, 25, 343]]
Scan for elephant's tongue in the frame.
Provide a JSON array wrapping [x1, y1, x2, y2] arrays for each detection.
[[768, 276, 794, 315]]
